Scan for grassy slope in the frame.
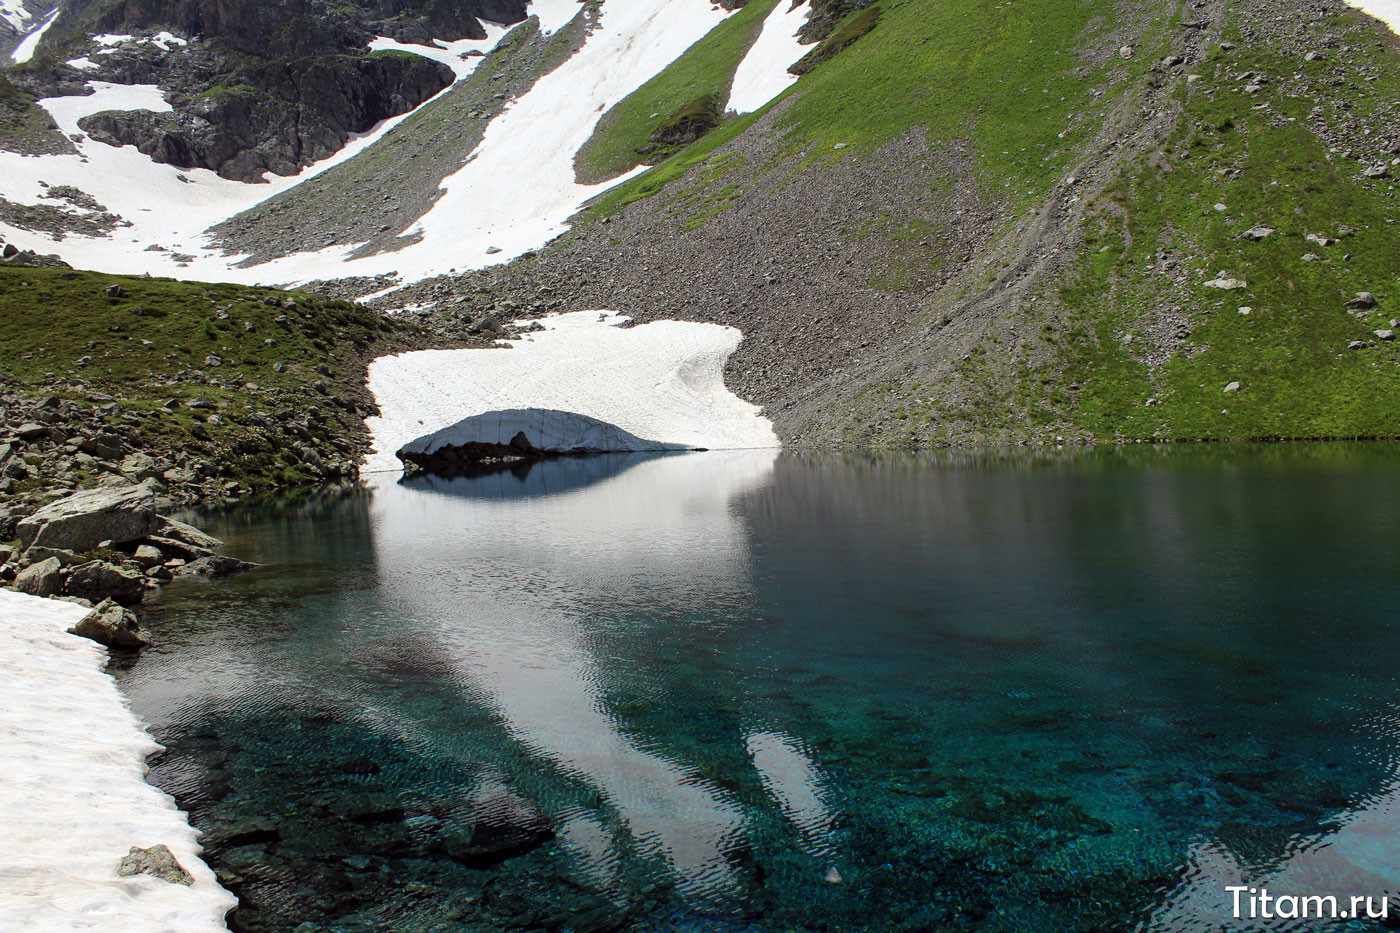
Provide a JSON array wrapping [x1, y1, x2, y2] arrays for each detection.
[[0, 263, 426, 490], [589, 0, 1145, 215], [1045, 11, 1400, 441], [580, 0, 1400, 444], [573, 0, 780, 183]]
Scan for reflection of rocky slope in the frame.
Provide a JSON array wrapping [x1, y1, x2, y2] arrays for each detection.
[[3, 0, 533, 179]]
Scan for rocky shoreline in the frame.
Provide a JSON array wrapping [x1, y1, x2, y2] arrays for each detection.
[[3, 481, 255, 652]]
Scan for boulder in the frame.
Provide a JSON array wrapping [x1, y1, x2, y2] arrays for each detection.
[[21, 547, 80, 567], [143, 535, 212, 561], [119, 452, 162, 480], [65, 560, 145, 606], [1347, 292, 1378, 310], [17, 485, 157, 552], [151, 517, 224, 551], [117, 845, 189, 884], [70, 599, 149, 650], [133, 544, 165, 569], [174, 555, 256, 578], [14, 557, 64, 598]]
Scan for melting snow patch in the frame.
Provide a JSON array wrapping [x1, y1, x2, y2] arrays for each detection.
[[364, 310, 779, 473], [235, 0, 735, 287], [10, 6, 58, 63], [369, 24, 509, 80], [0, 589, 234, 931], [728, 0, 810, 114], [1346, 0, 1400, 33], [0, 0, 31, 34], [66, 55, 100, 70], [0, 80, 450, 277], [528, 0, 589, 34]]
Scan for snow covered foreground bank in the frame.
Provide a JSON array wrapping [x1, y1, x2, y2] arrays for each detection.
[[365, 311, 780, 474], [0, 590, 233, 932]]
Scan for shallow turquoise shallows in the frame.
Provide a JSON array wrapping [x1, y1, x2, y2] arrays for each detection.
[[118, 445, 1400, 932]]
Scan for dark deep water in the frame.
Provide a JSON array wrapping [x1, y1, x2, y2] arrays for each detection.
[[117, 445, 1400, 932]]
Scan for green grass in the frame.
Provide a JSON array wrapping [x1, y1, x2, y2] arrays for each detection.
[[573, 0, 781, 183], [0, 264, 427, 489], [1049, 14, 1400, 441], [588, 0, 1150, 217]]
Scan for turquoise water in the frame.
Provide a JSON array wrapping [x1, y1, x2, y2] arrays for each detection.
[[118, 445, 1400, 932]]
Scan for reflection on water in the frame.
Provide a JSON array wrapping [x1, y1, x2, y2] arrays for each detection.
[[119, 445, 1400, 931]]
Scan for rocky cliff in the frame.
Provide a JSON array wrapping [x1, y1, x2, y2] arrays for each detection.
[[2, 0, 532, 179]]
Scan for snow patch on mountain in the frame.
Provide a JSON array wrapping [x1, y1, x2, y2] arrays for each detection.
[[0, 0, 742, 289], [0, 0, 32, 35], [0, 80, 452, 272], [10, 6, 57, 63], [365, 310, 780, 474], [368, 23, 508, 79], [1348, 0, 1399, 33], [728, 0, 809, 114]]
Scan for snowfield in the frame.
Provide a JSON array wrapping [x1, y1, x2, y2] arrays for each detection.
[[0, 590, 234, 932], [368, 24, 508, 80], [728, 0, 809, 114], [9, 5, 56, 63], [0, 0, 32, 36], [1349, 0, 1399, 32], [365, 311, 780, 474]]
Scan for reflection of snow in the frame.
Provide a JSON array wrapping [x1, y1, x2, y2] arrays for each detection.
[[370, 451, 779, 894], [728, 0, 809, 114], [1143, 723, 1400, 932], [0, 590, 234, 931], [747, 730, 834, 855], [365, 310, 779, 474]]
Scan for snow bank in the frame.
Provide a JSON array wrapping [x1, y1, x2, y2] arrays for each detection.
[[10, 6, 56, 63], [365, 311, 779, 473], [728, 0, 809, 114], [0, 0, 737, 288], [230, 0, 735, 286], [368, 23, 509, 80], [1348, 0, 1400, 33], [0, 590, 234, 932], [0, 0, 31, 35], [398, 408, 692, 460], [0, 80, 449, 274]]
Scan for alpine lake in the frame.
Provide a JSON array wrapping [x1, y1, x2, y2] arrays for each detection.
[[115, 443, 1400, 932]]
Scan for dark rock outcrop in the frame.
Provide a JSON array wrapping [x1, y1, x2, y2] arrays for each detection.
[[78, 53, 454, 181]]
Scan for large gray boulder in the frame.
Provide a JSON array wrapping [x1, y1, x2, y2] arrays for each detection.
[[70, 599, 149, 651], [14, 557, 64, 598], [17, 485, 157, 552], [150, 516, 224, 551], [65, 560, 146, 607]]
